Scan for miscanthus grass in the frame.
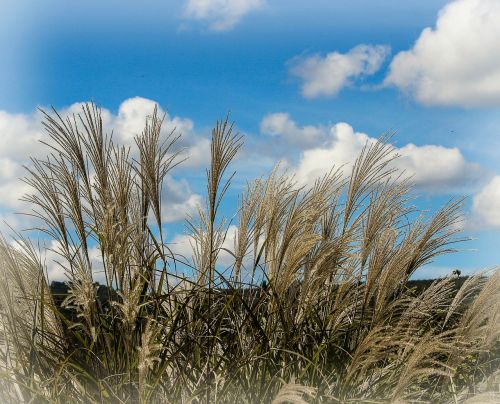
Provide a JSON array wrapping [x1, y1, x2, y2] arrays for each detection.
[[0, 103, 499, 403]]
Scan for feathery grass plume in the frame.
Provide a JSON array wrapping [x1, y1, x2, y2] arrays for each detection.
[[0, 103, 499, 403], [137, 319, 162, 400], [271, 380, 317, 404], [0, 235, 65, 401]]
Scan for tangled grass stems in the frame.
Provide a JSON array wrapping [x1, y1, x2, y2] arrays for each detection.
[[0, 103, 499, 403]]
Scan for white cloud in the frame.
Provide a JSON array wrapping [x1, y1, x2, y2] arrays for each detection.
[[110, 97, 209, 168], [162, 176, 202, 223], [0, 158, 31, 210], [60, 97, 208, 167], [42, 241, 104, 283], [184, 0, 265, 31], [385, 0, 500, 107], [260, 112, 325, 148], [470, 176, 500, 229], [0, 113, 53, 211], [112, 97, 194, 145], [271, 116, 482, 193], [168, 233, 194, 262], [6, 238, 105, 283], [168, 225, 238, 268], [177, 137, 211, 169], [394, 143, 481, 191], [289, 44, 390, 98], [0, 110, 44, 159], [0, 110, 46, 210], [0, 97, 206, 227]]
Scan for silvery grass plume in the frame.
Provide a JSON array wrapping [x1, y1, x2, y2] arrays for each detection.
[[0, 103, 498, 403]]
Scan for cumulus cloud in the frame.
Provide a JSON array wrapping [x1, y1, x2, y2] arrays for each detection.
[[184, 0, 265, 31], [0, 110, 47, 211], [6, 237, 105, 282], [470, 176, 500, 229], [385, 0, 500, 106], [168, 225, 238, 269], [260, 112, 325, 148], [0, 97, 206, 227], [162, 176, 202, 223], [42, 241, 104, 282], [112, 97, 195, 145], [60, 97, 209, 168], [289, 44, 390, 98], [393, 143, 481, 191], [0, 158, 31, 210], [266, 115, 482, 193], [168, 233, 194, 262], [114, 97, 210, 168], [0, 110, 45, 160]]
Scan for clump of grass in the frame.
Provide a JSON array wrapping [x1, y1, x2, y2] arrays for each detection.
[[0, 103, 499, 403]]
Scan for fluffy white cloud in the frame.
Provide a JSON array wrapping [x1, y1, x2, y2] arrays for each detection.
[[60, 97, 208, 168], [162, 176, 202, 223], [168, 225, 238, 269], [0, 110, 46, 211], [470, 176, 500, 229], [385, 0, 500, 106], [6, 238, 105, 282], [41, 241, 104, 282], [0, 97, 205, 225], [289, 44, 390, 98], [260, 112, 325, 148], [0, 110, 45, 159], [112, 97, 209, 168], [269, 116, 482, 192], [113, 97, 195, 145], [394, 143, 480, 191], [168, 233, 194, 262], [0, 158, 31, 210], [184, 0, 265, 31]]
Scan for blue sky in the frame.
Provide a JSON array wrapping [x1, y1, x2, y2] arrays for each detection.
[[1, 0, 500, 279]]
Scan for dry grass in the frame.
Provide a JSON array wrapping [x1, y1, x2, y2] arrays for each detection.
[[0, 103, 499, 403]]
